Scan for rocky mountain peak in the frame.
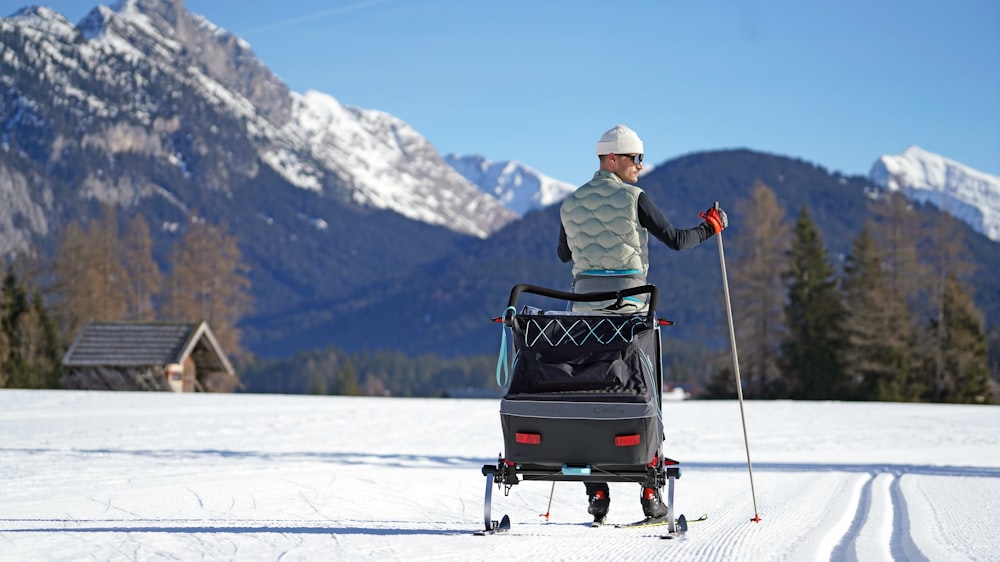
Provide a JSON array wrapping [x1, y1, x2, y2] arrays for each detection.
[[76, 0, 291, 126]]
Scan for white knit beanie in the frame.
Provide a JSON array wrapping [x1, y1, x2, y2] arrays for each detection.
[[595, 124, 644, 155]]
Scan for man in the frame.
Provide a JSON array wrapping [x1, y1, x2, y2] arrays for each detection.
[[557, 124, 727, 524]]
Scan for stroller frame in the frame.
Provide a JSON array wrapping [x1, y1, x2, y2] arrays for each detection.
[[479, 283, 682, 534]]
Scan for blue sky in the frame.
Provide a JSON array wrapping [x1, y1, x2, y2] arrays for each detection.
[[22, 0, 1000, 183]]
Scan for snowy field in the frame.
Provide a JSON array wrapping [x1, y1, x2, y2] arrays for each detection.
[[1, 389, 998, 561]]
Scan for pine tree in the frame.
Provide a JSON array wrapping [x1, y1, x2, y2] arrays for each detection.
[[988, 324, 1000, 389], [0, 267, 29, 387], [928, 274, 991, 403], [30, 291, 63, 388], [0, 316, 7, 387], [841, 227, 916, 401], [336, 359, 361, 396], [918, 209, 978, 401], [730, 181, 791, 397], [780, 206, 848, 399], [703, 366, 737, 399], [0, 267, 62, 388]]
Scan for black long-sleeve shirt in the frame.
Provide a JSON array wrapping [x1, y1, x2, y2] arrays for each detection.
[[558, 192, 713, 263]]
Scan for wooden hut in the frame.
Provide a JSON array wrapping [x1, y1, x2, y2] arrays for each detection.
[[62, 321, 238, 392]]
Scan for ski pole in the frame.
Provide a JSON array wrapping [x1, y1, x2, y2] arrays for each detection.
[[539, 482, 555, 521], [712, 201, 762, 523]]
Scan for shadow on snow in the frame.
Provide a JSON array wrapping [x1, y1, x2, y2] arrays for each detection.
[[0, 521, 468, 536], [4, 447, 1000, 478]]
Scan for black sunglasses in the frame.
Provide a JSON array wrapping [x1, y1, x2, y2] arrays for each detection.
[[616, 153, 643, 165]]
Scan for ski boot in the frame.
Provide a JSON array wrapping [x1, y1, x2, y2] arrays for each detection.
[[588, 489, 610, 527], [641, 487, 668, 519]]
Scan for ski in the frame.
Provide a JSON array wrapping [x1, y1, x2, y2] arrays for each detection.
[[682, 513, 708, 524], [474, 514, 511, 536], [615, 513, 708, 530], [615, 515, 670, 529], [591, 516, 607, 528]]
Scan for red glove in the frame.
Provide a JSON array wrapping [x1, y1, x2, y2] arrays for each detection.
[[699, 206, 728, 234]]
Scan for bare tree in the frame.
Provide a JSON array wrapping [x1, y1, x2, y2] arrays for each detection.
[[730, 181, 791, 397], [51, 206, 129, 342], [868, 192, 926, 308], [90, 205, 130, 321], [869, 191, 980, 401], [165, 217, 253, 360], [121, 214, 162, 322]]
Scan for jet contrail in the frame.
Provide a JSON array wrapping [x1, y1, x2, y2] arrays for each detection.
[[243, 0, 395, 34]]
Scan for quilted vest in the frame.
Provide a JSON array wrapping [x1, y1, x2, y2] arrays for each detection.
[[560, 170, 648, 279]]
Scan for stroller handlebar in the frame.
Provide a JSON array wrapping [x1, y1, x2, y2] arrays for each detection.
[[505, 283, 658, 323]]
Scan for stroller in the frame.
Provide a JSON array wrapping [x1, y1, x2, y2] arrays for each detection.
[[479, 283, 684, 535]]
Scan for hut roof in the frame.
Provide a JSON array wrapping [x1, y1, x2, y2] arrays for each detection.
[[62, 321, 234, 375]]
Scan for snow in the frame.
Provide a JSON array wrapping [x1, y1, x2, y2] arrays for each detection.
[[1, 390, 997, 561], [870, 146, 1000, 242], [286, 91, 515, 238], [7, 6, 75, 38], [445, 154, 577, 216], [259, 148, 323, 192]]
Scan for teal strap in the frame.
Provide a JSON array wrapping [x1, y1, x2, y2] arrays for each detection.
[[495, 306, 517, 387], [581, 269, 642, 276]]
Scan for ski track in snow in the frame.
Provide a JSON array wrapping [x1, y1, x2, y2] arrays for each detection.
[[0, 391, 998, 561]]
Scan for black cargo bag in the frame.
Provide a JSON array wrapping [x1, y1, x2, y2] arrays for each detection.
[[499, 305, 663, 466]]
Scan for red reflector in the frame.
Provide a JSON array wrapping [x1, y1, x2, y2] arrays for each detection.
[[515, 432, 541, 445], [615, 434, 641, 447]]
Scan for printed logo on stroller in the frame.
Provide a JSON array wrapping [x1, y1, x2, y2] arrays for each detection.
[[592, 405, 626, 416]]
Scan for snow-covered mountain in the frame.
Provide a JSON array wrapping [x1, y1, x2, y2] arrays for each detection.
[[869, 146, 1000, 242], [444, 154, 576, 216], [0, 0, 514, 247], [283, 92, 515, 236]]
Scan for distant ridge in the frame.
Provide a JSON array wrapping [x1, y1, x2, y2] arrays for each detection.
[[444, 154, 575, 216]]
